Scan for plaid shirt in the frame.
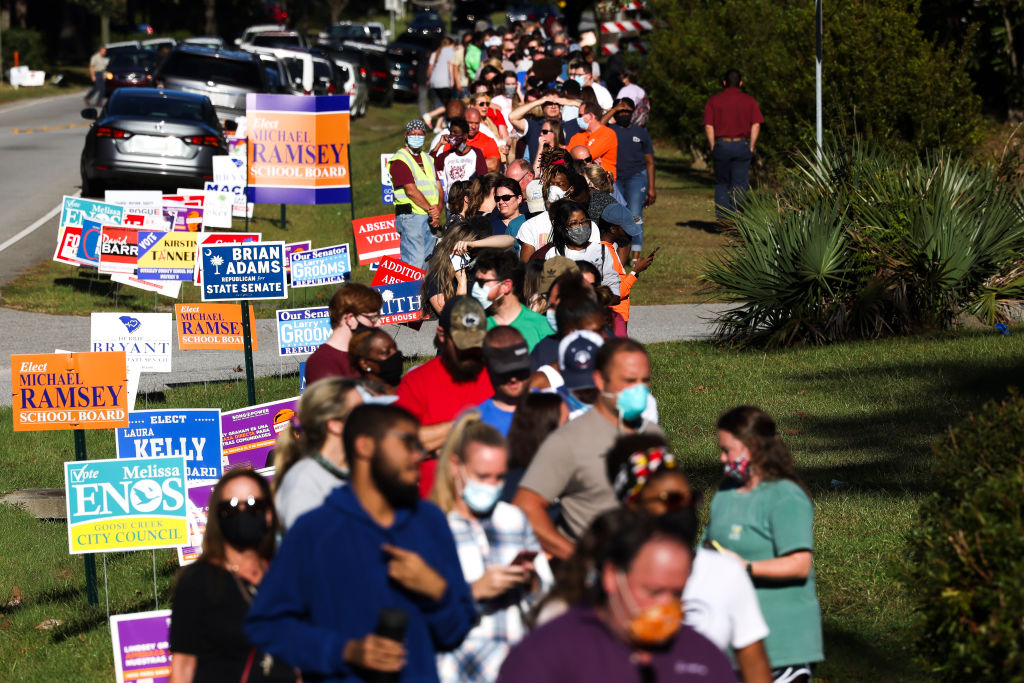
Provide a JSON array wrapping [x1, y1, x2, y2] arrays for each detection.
[[437, 501, 554, 683]]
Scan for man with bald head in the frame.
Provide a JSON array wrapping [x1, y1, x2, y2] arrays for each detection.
[[506, 159, 534, 195], [465, 107, 501, 172], [567, 102, 618, 180]]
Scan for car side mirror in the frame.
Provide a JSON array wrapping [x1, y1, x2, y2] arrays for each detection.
[[81, 108, 98, 120], [223, 119, 238, 133]]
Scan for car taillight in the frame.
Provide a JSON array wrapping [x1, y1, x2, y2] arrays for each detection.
[[96, 127, 132, 139], [327, 82, 335, 94], [359, 67, 367, 78], [183, 135, 221, 147], [373, 71, 388, 79]]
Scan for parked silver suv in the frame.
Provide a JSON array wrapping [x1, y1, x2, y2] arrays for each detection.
[[154, 45, 268, 127]]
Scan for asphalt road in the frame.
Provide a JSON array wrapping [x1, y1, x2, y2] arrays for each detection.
[[0, 91, 90, 288]]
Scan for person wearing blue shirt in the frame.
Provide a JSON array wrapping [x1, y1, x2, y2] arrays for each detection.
[[245, 404, 476, 682], [476, 327, 533, 437]]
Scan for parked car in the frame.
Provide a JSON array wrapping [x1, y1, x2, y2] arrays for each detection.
[[183, 36, 226, 49], [80, 88, 227, 196], [505, 2, 562, 25], [246, 30, 307, 49], [387, 41, 428, 101], [325, 45, 394, 106], [251, 50, 302, 94], [141, 37, 177, 51], [235, 23, 288, 47], [319, 21, 389, 48], [405, 12, 445, 43], [326, 53, 369, 116], [154, 45, 268, 127], [104, 40, 143, 54], [103, 48, 157, 96]]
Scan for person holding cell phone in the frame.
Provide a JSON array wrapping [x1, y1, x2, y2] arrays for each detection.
[[430, 412, 554, 683]]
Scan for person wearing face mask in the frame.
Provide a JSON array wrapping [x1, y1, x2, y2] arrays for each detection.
[[513, 337, 664, 560], [272, 377, 364, 531], [567, 102, 619, 181], [602, 98, 656, 265], [464, 106, 502, 173], [432, 116, 488, 194], [515, 163, 570, 261], [170, 469, 297, 683], [304, 284, 383, 386], [703, 406, 823, 683], [477, 326, 534, 436], [388, 119, 446, 270], [471, 249, 554, 351], [430, 413, 554, 683], [566, 59, 613, 110], [497, 508, 733, 682], [533, 199, 620, 299], [349, 328, 404, 394]]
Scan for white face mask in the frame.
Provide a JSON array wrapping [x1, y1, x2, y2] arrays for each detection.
[[547, 186, 567, 202]]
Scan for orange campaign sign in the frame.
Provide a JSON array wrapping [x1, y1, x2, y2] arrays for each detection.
[[11, 352, 129, 431], [175, 304, 259, 350], [245, 94, 351, 205]]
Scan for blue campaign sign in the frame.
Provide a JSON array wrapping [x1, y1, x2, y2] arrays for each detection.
[[115, 409, 223, 482], [76, 219, 103, 266], [276, 306, 331, 356], [382, 184, 394, 205], [289, 244, 351, 288], [372, 278, 424, 325], [199, 241, 288, 302]]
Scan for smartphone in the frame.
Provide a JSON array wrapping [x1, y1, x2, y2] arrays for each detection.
[[450, 251, 471, 272], [510, 550, 538, 567]]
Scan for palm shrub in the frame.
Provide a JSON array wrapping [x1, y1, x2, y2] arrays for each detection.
[[702, 142, 1024, 346]]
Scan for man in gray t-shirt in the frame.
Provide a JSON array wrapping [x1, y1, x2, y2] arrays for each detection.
[[514, 338, 663, 560], [85, 46, 108, 106]]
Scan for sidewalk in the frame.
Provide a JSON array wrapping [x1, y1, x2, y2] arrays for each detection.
[[0, 303, 731, 406]]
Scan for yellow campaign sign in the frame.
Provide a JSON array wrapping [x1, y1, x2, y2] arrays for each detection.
[[11, 352, 129, 431], [136, 231, 198, 281]]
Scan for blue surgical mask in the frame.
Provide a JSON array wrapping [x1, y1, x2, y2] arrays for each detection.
[[461, 473, 502, 515], [407, 135, 425, 150], [471, 281, 493, 311], [562, 104, 578, 122], [573, 75, 587, 87], [546, 308, 558, 330], [576, 116, 587, 129], [604, 383, 650, 422]]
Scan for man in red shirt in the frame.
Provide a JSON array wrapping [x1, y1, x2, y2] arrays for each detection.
[[567, 102, 618, 181], [304, 283, 383, 385], [704, 69, 764, 218], [464, 107, 501, 172], [395, 296, 493, 495]]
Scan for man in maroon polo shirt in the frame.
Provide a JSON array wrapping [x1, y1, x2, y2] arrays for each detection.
[[703, 69, 764, 219]]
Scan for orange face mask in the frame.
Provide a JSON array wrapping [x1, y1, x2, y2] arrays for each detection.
[[611, 571, 684, 648]]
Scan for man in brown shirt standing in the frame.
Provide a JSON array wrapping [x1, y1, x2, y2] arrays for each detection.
[[704, 69, 764, 218]]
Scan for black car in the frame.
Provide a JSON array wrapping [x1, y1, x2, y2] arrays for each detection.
[[80, 89, 227, 196], [154, 45, 268, 127], [387, 41, 429, 101], [325, 46, 394, 106], [405, 11, 445, 44], [103, 48, 157, 96]]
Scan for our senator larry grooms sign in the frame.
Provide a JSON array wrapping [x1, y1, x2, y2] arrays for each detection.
[[245, 94, 351, 204], [199, 241, 288, 301], [276, 307, 331, 355], [288, 243, 351, 287], [115, 409, 223, 482], [11, 352, 129, 431], [64, 456, 188, 553]]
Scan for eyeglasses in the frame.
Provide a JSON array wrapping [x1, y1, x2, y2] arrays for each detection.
[[495, 194, 518, 202], [218, 495, 269, 518], [540, 129, 553, 134], [359, 312, 381, 325], [566, 219, 590, 229], [475, 100, 489, 106], [581, 157, 593, 163], [387, 430, 424, 453], [638, 490, 692, 511]]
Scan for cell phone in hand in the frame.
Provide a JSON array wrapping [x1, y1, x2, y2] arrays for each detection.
[[510, 550, 538, 567], [450, 252, 471, 272]]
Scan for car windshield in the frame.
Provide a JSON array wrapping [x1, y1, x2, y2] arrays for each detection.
[[108, 50, 155, 68], [107, 95, 207, 122], [313, 61, 332, 80], [161, 52, 263, 88], [252, 34, 301, 47], [329, 25, 366, 39]]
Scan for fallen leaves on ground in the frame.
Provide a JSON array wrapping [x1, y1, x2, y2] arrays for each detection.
[[34, 619, 61, 630]]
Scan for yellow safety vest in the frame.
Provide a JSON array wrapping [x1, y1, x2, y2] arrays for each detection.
[[388, 147, 439, 215]]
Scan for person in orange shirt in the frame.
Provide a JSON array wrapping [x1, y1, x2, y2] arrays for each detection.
[[465, 107, 501, 172], [598, 208, 657, 336], [567, 102, 618, 180]]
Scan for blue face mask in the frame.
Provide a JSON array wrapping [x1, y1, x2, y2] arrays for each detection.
[[461, 472, 502, 515], [605, 383, 650, 422], [573, 75, 587, 87], [576, 115, 588, 130], [407, 135, 425, 150], [471, 281, 494, 311], [562, 104, 579, 122], [546, 308, 558, 330]]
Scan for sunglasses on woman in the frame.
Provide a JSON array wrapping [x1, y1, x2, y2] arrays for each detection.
[[218, 495, 269, 518], [495, 194, 518, 202], [638, 490, 692, 511], [541, 128, 553, 134], [475, 100, 489, 106]]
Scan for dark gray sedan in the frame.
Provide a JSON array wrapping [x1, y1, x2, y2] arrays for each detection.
[[80, 88, 228, 196]]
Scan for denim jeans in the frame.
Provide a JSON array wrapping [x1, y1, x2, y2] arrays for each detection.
[[712, 141, 752, 218], [84, 79, 105, 105], [615, 169, 647, 251], [394, 212, 436, 270]]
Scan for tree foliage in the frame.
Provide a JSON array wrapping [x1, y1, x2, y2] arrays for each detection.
[[643, 0, 983, 166]]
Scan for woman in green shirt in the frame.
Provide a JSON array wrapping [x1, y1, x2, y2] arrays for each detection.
[[703, 406, 824, 682]]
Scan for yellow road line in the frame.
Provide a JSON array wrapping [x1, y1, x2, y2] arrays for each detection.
[[9, 122, 91, 134]]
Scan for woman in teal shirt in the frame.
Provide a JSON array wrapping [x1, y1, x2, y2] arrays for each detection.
[[703, 406, 824, 682]]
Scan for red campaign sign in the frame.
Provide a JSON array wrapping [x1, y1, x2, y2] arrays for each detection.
[[53, 225, 83, 267], [97, 225, 142, 275], [371, 256, 425, 286], [123, 213, 147, 226], [352, 213, 401, 265]]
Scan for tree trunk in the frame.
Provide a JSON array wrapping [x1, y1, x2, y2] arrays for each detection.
[[204, 0, 217, 36], [101, 14, 110, 44]]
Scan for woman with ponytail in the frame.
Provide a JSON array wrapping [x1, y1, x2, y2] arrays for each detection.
[[703, 406, 823, 683], [272, 377, 362, 530]]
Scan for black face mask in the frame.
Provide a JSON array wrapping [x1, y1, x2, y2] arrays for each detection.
[[373, 351, 405, 387], [614, 112, 633, 127], [220, 509, 268, 549], [350, 320, 375, 335]]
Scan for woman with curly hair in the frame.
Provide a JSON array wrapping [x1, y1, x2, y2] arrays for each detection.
[[422, 216, 513, 315]]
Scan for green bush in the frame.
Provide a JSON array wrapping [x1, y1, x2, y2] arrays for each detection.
[[2, 29, 48, 72], [902, 391, 1024, 678]]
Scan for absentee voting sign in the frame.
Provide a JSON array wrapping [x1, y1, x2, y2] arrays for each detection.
[[353, 214, 400, 265], [115, 409, 223, 482], [289, 244, 351, 287], [199, 241, 288, 301], [276, 307, 331, 356], [64, 456, 188, 554], [246, 94, 351, 204]]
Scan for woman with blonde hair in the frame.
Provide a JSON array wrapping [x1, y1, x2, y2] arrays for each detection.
[[422, 216, 512, 315], [271, 377, 362, 530], [430, 412, 553, 683]]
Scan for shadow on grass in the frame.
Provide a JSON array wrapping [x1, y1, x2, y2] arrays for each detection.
[[49, 591, 173, 643], [676, 219, 722, 234], [652, 154, 713, 187], [820, 624, 927, 682]]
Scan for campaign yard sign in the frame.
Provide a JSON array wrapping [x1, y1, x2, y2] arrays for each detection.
[[105, 190, 164, 228], [246, 94, 351, 204], [193, 232, 262, 284], [199, 241, 288, 302], [59, 195, 126, 229], [75, 218, 104, 267], [372, 279, 424, 325], [53, 225, 83, 267], [64, 456, 188, 554], [176, 304, 259, 350], [163, 205, 204, 232], [110, 610, 172, 683], [276, 307, 331, 356], [370, 256, 425, 286], [98, 225, 142, 275], [115, 409, 223, 482], [353, 214, 400, 265], [11, 352, 129, 431], [110, 273, 183, 299], [179, 481, 216, 565], [380, 153, 394, 204], [221, 397, 298, 470], [289, 244, 351, 288], [91, 313, 173, 374], [284, 240, 311, 274], [136, 231, 198, 281]]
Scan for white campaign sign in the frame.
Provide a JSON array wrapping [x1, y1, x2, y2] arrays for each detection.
[[90, 313, 173, 373]]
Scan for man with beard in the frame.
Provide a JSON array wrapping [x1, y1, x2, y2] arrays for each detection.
[[245, 404, 476, 682], [471, 249, 553, 351], [395, 296, 493, 495], [477, 326, 533, 437]]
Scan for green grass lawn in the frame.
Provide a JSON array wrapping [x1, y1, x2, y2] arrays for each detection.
[[2, 329, 1022, 679]]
